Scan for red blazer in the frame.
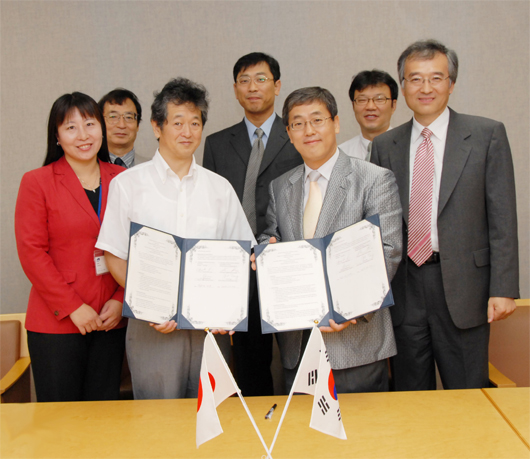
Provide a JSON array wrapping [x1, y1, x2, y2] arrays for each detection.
[[15, 156, 126, 334]]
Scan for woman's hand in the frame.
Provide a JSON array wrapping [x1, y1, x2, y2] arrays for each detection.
[[70, 304, 103, 335], [98, 299, 123, 331], [150, 320, 177, 334]]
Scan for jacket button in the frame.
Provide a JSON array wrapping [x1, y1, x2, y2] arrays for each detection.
[[54, 311, 59, 316]]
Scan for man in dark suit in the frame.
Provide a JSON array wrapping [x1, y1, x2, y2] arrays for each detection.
[[258, 86, 402, 393], [371, 39, 519, 391], [203, 52, 303, 395]]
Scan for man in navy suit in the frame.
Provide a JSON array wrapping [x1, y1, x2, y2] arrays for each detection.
[[371, 39, 519, 390], [203, 52, 302, 395]]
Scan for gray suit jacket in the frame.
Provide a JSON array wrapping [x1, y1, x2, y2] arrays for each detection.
[[371, 108, 519, 329], [261, 151, 402, 370], [203, 115, 302, 236]]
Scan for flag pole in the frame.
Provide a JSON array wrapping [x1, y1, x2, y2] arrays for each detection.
[[207, 331, 273, 459], [269, 325, 318, 455]]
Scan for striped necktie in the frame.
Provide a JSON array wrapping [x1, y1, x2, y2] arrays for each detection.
[[408, 127, 435, 266]]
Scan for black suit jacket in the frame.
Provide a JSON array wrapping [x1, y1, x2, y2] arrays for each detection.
[[203, 115, 303, 236], [371, 108, 519, 330]]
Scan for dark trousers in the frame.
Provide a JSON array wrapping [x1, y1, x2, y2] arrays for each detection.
[[28, 327, 126, 402], [391, 261, 489, 391], [232, 270, 274, 396], [284, 329, 389, 394]]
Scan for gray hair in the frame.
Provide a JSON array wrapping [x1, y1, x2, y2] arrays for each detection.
[[151, 77, 209, 129], [397, 39, 459, 85], [282, 87, 338, 127]]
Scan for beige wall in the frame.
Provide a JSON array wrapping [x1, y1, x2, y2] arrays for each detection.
[[1, 1, 528, 313]]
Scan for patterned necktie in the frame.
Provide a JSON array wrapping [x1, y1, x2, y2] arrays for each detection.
[[303, 171, 323, 239], [114, 157, 126, 168], [408, 127, 435, 266], [242, 128, 264, 235], [365, 141, 373, 161]]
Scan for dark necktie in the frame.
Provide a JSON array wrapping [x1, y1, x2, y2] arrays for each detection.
[[114, 157, 127, 168]]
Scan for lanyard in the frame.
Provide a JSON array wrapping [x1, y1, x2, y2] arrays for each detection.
[[97, 181, 103, 222]]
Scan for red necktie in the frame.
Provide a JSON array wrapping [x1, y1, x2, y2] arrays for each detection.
[[408, 127, 435, 266]]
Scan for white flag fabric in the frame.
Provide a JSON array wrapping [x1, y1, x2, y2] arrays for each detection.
[[196, 333, 239, 448], [291, 327, 347, 440]]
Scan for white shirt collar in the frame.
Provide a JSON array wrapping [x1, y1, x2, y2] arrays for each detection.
[[412, 107, 450, 143], [152, 149, 197, 184], [304, 148, 340, 182]]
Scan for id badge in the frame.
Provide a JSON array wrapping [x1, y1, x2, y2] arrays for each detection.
[[94, 249, 109, 276]]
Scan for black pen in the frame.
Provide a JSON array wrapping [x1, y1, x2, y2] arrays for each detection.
[[265, 403, 277, 420]]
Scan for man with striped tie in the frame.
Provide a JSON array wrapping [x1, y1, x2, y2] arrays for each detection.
[[371, 39, 519, 391]]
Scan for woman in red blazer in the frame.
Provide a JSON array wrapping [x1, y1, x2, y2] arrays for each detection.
[[15, 92, 127, 402]]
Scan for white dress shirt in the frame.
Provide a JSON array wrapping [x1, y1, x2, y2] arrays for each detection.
[[303, 149, 340, 208], [97, 150, 256, 260], [339, 127, 392, 161], [408, 107, 450, 252]]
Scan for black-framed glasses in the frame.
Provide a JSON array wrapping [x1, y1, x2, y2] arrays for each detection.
[[354, 96, 392, 106], [105, 113, 138, 126], [289, 117, 332, 131]]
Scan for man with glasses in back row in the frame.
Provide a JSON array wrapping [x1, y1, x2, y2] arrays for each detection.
[[371, 39, 519, 391], [203, 52, 302, 396], [98, 89, 147, 168], [339, 70, 398, 161]]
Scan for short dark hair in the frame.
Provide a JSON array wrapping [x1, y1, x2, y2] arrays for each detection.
[[44, 92, 109, 166], [397, 39, 459, 85], [348, 70, 399, 102], [98, 88, 142, 124], [151, 77, 209, 129], [233, 52, 281, 82], [282, 87, 338, 127]]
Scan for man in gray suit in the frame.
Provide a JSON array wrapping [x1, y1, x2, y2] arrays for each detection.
[[203, 52, 302, 396], [259, 86, 402, 393], [371, 40, 519, 391]]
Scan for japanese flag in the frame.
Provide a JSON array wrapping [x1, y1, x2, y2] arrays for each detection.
[[291, 327, 347, 440], [196, 332, 239, 448]]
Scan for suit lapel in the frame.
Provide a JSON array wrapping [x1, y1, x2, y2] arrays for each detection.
[[229, 119, 252, 166], [286, 167, 305, 240], [99, 163, 120, 221], [258, 115, 289, 175], [390, 121, 412, 225], [55, 156, 101, 230], [438, 109, 471, 216], [314, 152, 350, 238]]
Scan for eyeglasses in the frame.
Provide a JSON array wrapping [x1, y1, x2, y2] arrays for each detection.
[[354, 96, 392, 106], [236, 76, 274, 85], [289, 117, 332, 131], [403, 76, 450, 87], [105, 113, 138, 126]]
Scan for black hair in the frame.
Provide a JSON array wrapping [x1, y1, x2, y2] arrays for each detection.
[[44, 92, 109, 166]]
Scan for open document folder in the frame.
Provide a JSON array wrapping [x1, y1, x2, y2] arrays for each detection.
[[255, 214, 393, 333], [123, 222, 251, 331]]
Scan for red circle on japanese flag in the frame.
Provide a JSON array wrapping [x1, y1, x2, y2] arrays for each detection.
[[328, 370, 337, 400], [197, 372, 216, 412], [197, 379, 203, 412]]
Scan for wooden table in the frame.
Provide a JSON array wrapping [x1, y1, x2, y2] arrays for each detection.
[[483, 387, 530, 448], [2, 389, 529, 458]]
